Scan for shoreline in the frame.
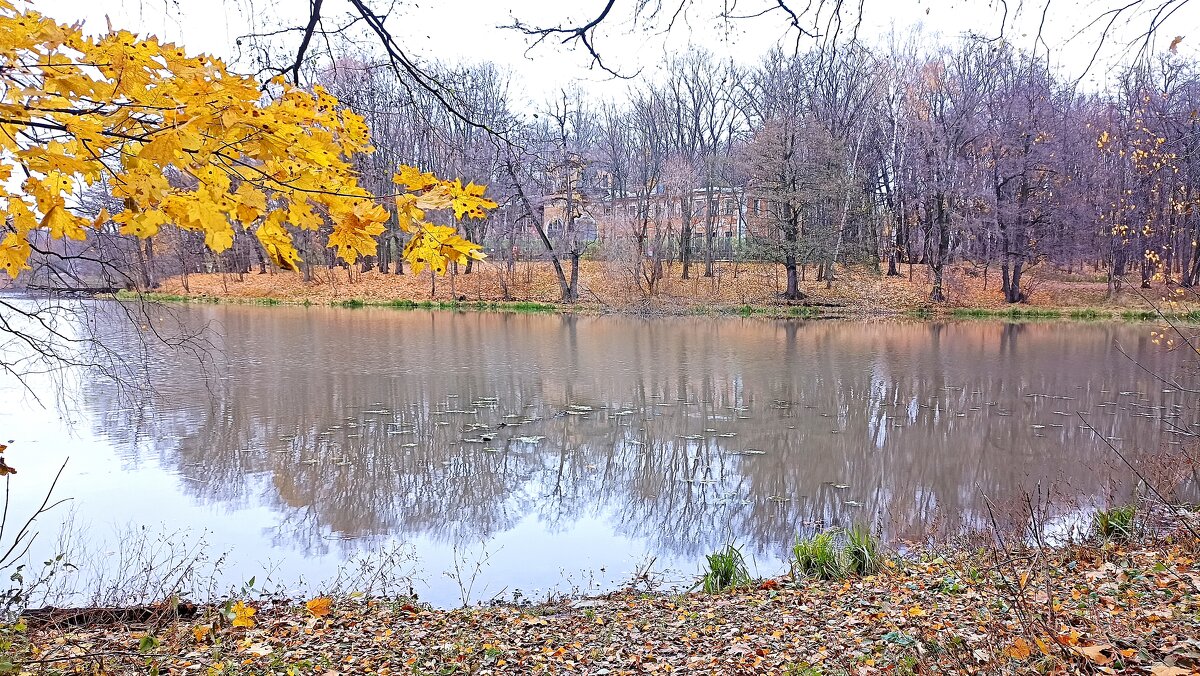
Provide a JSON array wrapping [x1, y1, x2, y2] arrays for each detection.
[[8, 536, 1199, 674], [84, 261, 1200, 323], [113, 288, 1200, 324]]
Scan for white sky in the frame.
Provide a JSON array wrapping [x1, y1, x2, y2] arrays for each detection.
[[27, 0, 1200, 105]]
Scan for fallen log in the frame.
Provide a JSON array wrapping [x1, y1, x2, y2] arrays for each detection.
[[22, 601, 197, 628], [24, 284, 124, 295]]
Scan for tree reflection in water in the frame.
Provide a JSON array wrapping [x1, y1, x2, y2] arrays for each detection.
[[84, 307, 1199, 573]]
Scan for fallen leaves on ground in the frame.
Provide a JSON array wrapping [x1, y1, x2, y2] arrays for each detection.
[[150, 260, 1173, 315], [11, 542, 1200, 674]]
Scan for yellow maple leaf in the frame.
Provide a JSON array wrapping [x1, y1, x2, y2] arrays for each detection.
[[41, 205, 87, 241], [450, 180, 498, 221], [138, 132, 183, 165], [0, 232, 32, 278], [906, 605, 926, 617], [305, 597, 332, 618], [393, 165, 439, 191], [230, 601, 256, 628]]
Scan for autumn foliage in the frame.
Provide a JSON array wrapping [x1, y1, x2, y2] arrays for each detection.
[[0, 2, 493, 279]]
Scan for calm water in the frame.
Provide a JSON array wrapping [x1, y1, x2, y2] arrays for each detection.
[[3, 303, 1198, 606]]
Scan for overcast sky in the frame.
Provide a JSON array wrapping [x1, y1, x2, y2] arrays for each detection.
[[32, 0, 1200, 104]]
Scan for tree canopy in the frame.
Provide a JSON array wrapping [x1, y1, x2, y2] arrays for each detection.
[[0, 2, 492, 281]]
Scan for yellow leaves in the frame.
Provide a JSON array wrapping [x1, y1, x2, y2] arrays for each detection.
[[394, 165, 440, 192], [0, 232, 32, 278], [450, 180, 499, 221], [305, 597, 332, 618], [394, 194, 424, 233], [0, 5, 491, 280], [192, 624, 212, 643], [115, 209, 169, 239], [139, 133, 184, 165], [906, 605, 926, 617], [327, 201, 388, 264], [230, 601, 256, 628], [415, 185, 454, 212], [41, 205, 87, 241], [286, 198, 322, 231], [404, 224, 486, 276], [234, 184, 267, 224], [257, 213, 301, 272]]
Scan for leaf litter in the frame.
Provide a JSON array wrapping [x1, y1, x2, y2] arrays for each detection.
[[12, 542, 1200, 674]]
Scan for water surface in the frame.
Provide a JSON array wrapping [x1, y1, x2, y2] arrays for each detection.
[[3, 304, 1196, 606]]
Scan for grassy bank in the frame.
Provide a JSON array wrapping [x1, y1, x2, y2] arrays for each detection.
[[6, 537, 1198, 675], [116, 261, 1200, 322], [115, 290, 561, 314], [117, 288, 1200, 324]]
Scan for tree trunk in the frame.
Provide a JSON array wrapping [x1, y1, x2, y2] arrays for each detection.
[[782, 217, 806, 301], [928, 193, 949, 303], [505, 157, 572, 302], [703, 187, 715, 278], [1005, 261, 1024, 303]]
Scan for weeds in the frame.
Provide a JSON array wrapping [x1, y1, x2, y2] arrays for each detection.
[[792, 527, 883, 580], [792, 531, 844, 580], [844, 525, 881, 575], [1092, 504, 1137, 541], [698, 545, 752, 592]]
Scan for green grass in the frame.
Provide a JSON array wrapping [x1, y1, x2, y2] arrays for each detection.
[[792, 531, 844, 580], [698, 545, 753, 593], [844, 525, 881, 575], [950, 307, 1063, 319], [726, 304, 822, 318], [792, 527, 884, 580], [1093, 504, 1137, 541], [115, 292, 559, 314]]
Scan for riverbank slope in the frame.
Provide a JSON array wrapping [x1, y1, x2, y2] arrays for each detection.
[[144, 261, 1192, 319], [9, 542, 1199, 675]]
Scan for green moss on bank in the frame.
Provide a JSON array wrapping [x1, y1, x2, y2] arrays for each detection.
[[113, 290, 1200, 323], [117, 291, 559, 314]]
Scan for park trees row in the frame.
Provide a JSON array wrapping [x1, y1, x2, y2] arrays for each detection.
[[297, 36, 1200, 304]]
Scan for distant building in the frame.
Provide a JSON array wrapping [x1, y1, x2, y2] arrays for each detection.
[[541, 183, 764, 259]]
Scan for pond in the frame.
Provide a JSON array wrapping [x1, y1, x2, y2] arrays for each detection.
[[2, 302, 1197, 607]]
